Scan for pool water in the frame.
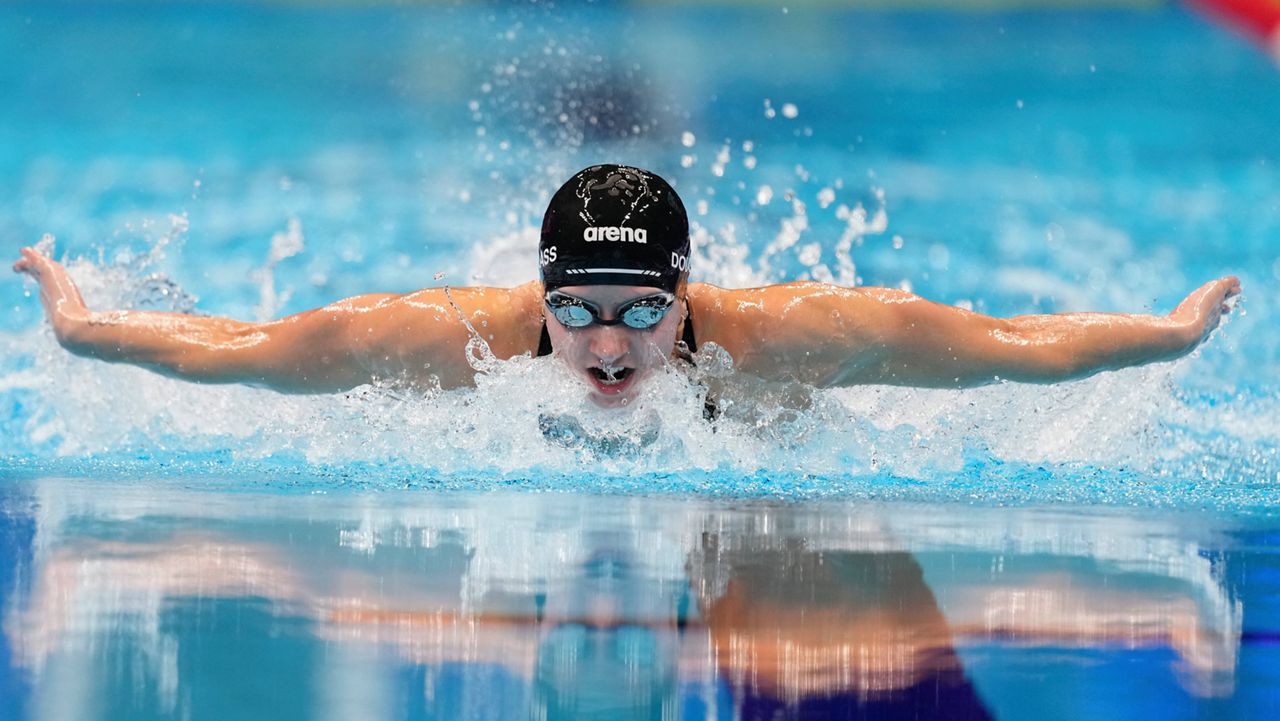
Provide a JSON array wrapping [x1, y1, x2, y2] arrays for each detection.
[[1, 1, 1279, 718]]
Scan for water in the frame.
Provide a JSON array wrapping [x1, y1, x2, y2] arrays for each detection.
[[3, 481, 1278, 719], [1, 1, 1279, 718]]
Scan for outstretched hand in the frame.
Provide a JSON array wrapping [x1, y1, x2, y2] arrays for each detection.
[[1169, 276, 1241, 349], [12, 246, 91, 340]]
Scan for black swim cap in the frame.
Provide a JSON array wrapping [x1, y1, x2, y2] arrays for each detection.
[[539, 164, 690, 292]]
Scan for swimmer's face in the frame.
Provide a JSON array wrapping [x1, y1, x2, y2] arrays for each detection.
[[544, 284, 685, 409]]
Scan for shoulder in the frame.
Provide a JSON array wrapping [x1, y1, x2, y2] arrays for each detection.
[[392, 281, 544, 358], [688, 281, 893, 329], [685, 281, 902, 381], [348, 282, 543, 383]]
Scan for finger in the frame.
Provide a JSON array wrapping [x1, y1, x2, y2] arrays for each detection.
[[17, 248, 44, 270]]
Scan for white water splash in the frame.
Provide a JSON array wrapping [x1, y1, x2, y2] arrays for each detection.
[[253, 217, 304, 321]]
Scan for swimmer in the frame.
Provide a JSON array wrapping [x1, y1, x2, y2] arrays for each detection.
[[12, 164, 1241, 409]]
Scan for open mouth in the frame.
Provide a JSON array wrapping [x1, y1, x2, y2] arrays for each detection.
[[588, 365, 634, 385]]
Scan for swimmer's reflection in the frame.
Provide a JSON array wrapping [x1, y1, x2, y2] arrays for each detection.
[[530, 551, 681, 720], [689, 533, 993, 720], [7, 512, 1239, 719]]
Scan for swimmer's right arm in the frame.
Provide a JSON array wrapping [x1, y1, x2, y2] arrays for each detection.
[[12, 247, 540, 393], [12, 247, 391, 391]]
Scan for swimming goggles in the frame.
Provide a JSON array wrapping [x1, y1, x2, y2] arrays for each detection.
[[544, 290, 676, 330]]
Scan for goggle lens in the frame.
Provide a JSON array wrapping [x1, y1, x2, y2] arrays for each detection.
[[550, 302, 596, 328], [620, 302, 669, 329]]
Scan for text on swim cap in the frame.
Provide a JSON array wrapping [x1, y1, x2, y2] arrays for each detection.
[[540, 246, 557, 266], [583, 226, 647, 243], [671, 252, 689, 272]]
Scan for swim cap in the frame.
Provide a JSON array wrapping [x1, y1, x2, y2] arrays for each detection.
[[539, 164, 690, 292]]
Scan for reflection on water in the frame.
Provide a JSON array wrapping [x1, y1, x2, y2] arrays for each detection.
[[0, 478, 1259, 720]]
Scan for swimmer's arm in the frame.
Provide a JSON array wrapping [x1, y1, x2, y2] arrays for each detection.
[[13, 246, 526, 392], [843, 277, 1241, 387], [16, 252, 393, 392]]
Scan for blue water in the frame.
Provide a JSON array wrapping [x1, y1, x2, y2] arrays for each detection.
[[1, 1, 1279, 719]]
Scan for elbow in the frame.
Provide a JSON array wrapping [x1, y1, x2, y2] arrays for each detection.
[[54, 317, 104, 359]]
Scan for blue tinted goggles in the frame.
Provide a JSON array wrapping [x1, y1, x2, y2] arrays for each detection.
[[544, 291, 676, 330]]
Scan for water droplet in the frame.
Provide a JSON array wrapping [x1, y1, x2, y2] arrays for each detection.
[[681, 131, 696, 147], [781, 103, 798, 119]]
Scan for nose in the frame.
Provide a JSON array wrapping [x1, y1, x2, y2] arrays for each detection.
[[587, 324, 630, 362]]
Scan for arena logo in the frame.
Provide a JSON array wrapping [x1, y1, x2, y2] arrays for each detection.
[[583, 226, 648, 243]]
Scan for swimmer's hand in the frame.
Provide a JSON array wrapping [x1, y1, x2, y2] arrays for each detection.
[[1169, 276, 1241, 350], [12, 246, 91, 344]]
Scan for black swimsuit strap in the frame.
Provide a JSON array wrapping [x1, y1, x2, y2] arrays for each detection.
[[537, 322, 553, 357], [536, 310, 698, 357], [680, 311, 698, 354]]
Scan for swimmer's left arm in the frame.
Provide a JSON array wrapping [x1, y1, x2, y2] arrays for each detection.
[[837, 277, 1241, 387]]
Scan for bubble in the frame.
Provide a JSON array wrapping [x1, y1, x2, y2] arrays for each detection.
[[681, 131, 696, 147], [781, 103, 798, 119], [755, 185, 773, 205]]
